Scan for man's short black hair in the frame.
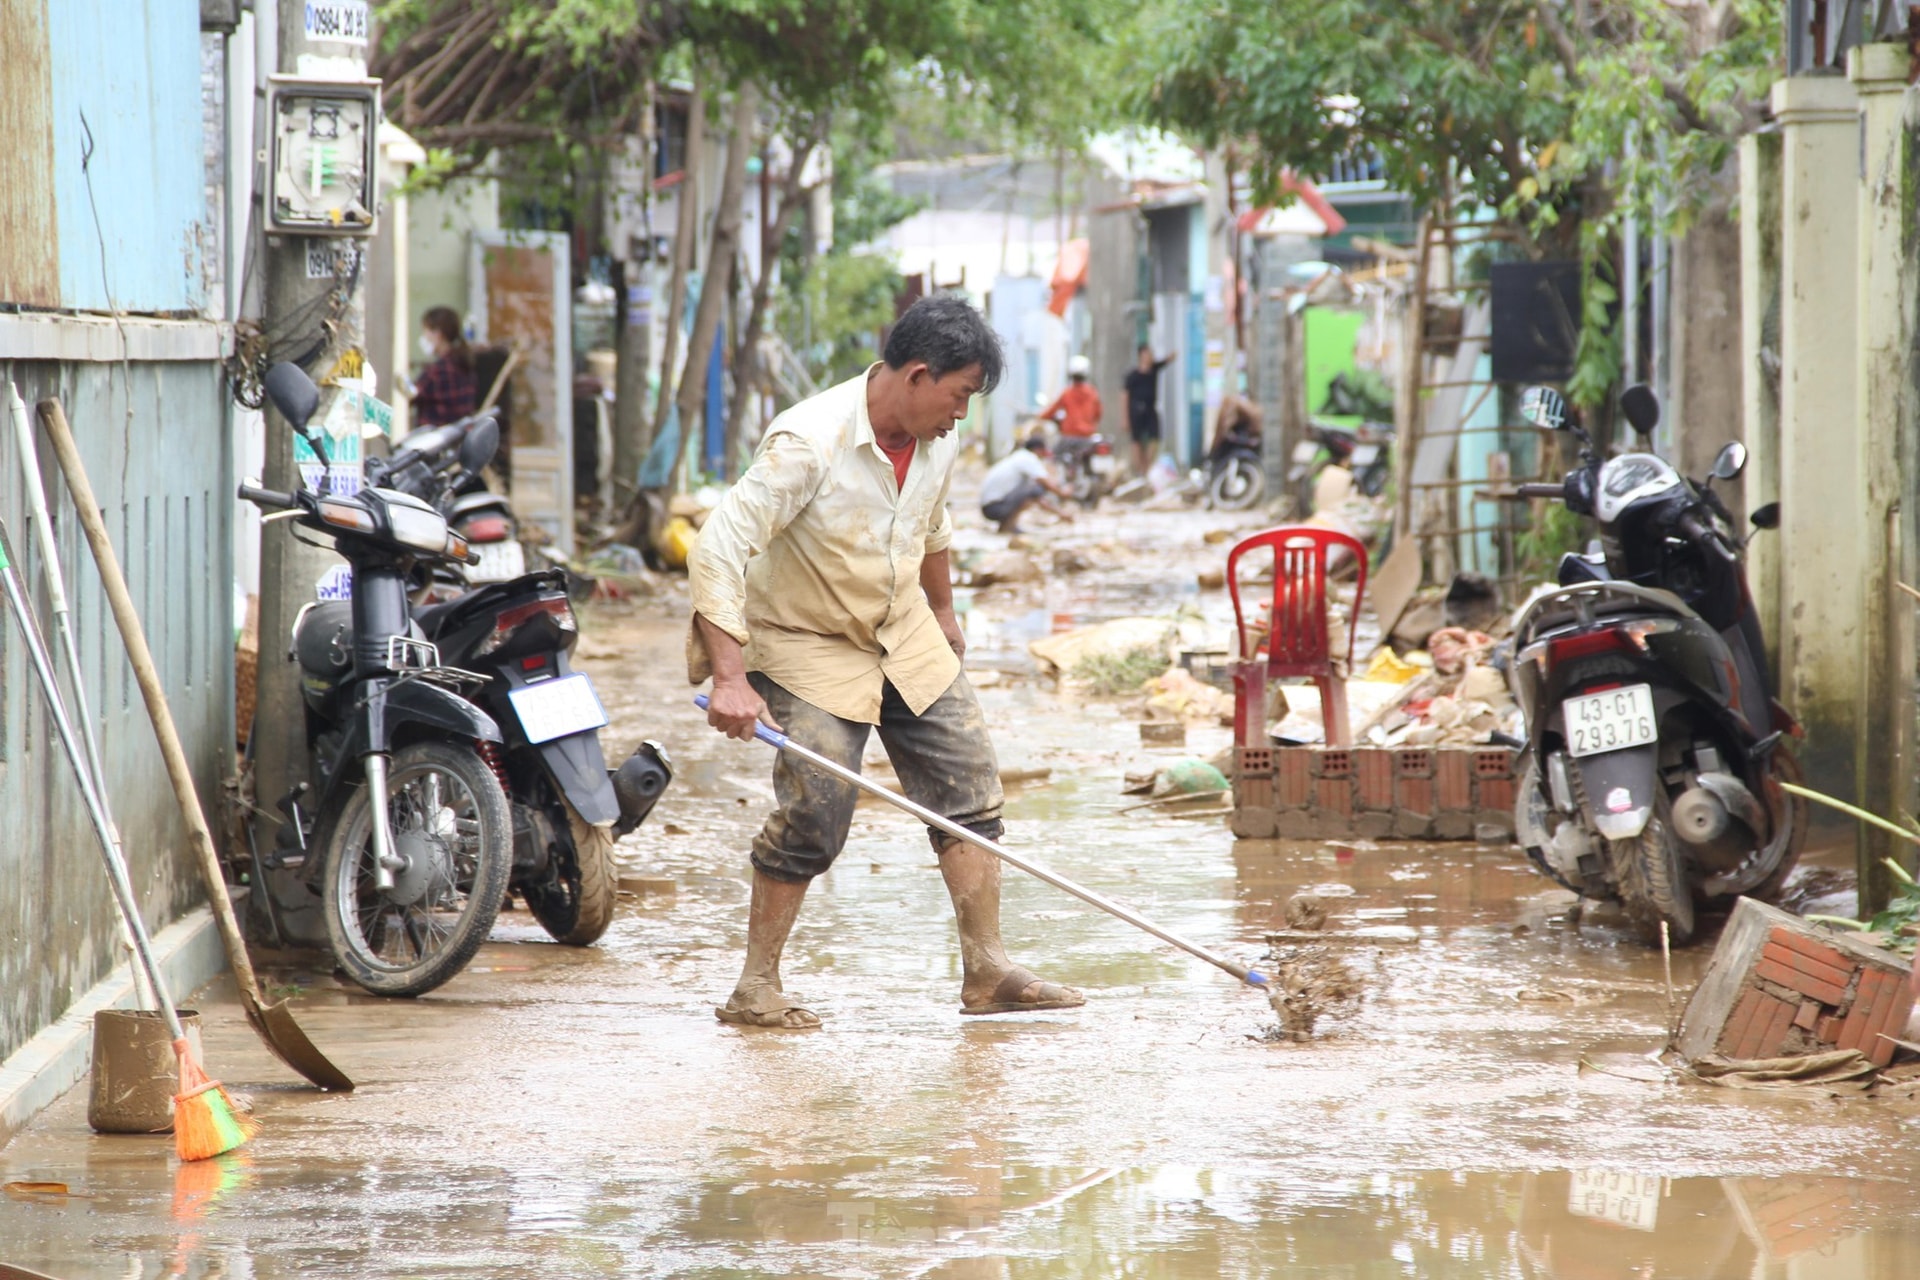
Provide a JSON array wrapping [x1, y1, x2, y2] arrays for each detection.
[[1023, 432, 1048, 454], [883, 293, 1003, 393]]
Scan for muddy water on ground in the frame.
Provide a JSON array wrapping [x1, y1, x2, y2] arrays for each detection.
[[5, 511, 1920, 1277]]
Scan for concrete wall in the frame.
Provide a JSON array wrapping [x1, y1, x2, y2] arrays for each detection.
[[0, 343, 234, 1068], [408, 178, 502, 336]]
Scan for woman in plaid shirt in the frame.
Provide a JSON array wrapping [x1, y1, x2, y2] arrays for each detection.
[[413, 306, 476, 426]]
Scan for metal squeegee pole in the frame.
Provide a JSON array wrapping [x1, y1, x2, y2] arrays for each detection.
[[0, 527, 185, 1042], [702, 696, 1266, 987]]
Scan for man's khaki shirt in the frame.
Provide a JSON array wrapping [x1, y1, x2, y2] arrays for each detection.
[[686, 369, 961, 724]]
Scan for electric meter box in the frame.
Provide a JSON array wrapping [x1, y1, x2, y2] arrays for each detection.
[[267, 76, 380, 236]]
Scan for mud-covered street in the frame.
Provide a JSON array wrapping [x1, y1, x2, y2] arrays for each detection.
[[6, 508, 1920, 1278]]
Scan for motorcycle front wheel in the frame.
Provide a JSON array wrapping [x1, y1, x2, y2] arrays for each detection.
[[1210, 457, 1266, 511], [1606, 794, 1696, 946], [321, 740, 512, 997], [524, 801, 618, 946]]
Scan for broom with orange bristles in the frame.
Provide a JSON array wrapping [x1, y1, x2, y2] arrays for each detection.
[[0, 520, 252, 1160]]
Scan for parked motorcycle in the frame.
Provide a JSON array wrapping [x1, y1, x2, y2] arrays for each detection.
[[1207, 423, 1266, 511], [371, 409, 675, 946], [411, 571, 674, 945], [1508, 384, 1802, 944], [1288, 421, 1392, 515], [372, 416, 525, 589], [244, 364, 513, 996], [1052, 431, 1120, 507]]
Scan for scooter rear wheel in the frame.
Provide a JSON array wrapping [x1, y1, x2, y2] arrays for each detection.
[[524, 802, 618, 946], [321, 740, 512, 997], [1210, 457, 1266, 511], [1607, 794, 1696, 946]]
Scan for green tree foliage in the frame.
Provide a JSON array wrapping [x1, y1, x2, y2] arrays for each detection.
[[1138, 0, 1780, 402]]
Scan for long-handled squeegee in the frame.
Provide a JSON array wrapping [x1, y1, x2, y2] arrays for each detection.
[[696, 694, 1270, 993]]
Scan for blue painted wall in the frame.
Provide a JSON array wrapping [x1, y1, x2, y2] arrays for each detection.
[[46, 0, 209, 314]]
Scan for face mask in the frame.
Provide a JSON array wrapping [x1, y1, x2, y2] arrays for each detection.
[[419, 333, 438, 360]]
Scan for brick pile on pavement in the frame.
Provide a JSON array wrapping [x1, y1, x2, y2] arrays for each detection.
[[1230, 745, 1519, 841], [1677, 897, 1915, 1068]]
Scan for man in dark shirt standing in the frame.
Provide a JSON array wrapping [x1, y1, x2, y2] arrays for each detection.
[[1123, 345, 1173, 478]]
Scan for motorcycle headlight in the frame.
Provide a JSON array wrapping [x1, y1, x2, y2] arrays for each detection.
[[1600, 456, 1670, 499], [387, 504, 450, 554]]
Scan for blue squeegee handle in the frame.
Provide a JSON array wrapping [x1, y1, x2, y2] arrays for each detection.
[[695, 694, 1268, 988]]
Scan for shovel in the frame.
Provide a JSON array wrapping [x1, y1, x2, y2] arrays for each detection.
[[694, 695, 1272, 993], [37, 397, 352, 1092]]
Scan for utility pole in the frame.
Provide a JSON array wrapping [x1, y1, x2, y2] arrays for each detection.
[[251, 0, 374, 944], [612, 81, 657, 505]]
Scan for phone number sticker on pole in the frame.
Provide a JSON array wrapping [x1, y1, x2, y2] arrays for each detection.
[[305, 0, 369, 44]]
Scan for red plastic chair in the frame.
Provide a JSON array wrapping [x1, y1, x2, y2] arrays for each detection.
[[1226, 526, 1369, 748]]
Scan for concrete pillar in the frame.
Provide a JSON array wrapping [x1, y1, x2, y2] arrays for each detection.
[[1667, 165, 1744, 515], [1739, 130, 1783, 681], [1770, 73, 1861, 840], [1850, 43, 1917, 907]]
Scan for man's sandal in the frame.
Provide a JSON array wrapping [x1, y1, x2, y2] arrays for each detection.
[[959, 966, 1086, 1015], [715, 987, 821, 1029]]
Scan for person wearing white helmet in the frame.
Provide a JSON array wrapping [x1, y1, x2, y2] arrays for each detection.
[[1041, 354, 1102, 441]]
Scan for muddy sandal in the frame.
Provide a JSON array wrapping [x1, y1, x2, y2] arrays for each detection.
[[714, 986, 821, 1029], [960, 966, 1086, 1016]]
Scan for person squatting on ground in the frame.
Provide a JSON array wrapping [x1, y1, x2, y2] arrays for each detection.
[[1124, 345, 1173, 477], [979, 432, 1075, 533], [687, 293, 1086, 1029]]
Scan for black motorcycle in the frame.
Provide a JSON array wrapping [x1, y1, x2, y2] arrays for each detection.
[[370, 413, 674, 946], [1207, 423, 1266, 511], [1508, 385, 1802, 944], [245, 364, 512, 996], [412, 571, 673, 945], [1051, 431, 1119, 507], [371, 414, 527, 595]]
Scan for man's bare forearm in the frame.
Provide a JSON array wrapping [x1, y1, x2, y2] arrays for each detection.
[[695, 613, 749, 684], [920, 549, 955, 615]]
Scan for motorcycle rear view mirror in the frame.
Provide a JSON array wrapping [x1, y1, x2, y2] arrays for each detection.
[[1519, 386, 1567, 431], [262, 361, 333, 491], [458, 416, 500, 475], [1711, 440, 1748, 482], [263, 362, 321, 432], [1620, 384, 1660, 437], [1750, 501, 1780, 530]]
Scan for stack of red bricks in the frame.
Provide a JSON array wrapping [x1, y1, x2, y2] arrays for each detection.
[[1229, 745, 1519, 841], [1677, 897, 1916, 1068]]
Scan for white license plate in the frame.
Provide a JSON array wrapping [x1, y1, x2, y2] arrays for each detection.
[[508, 673, 609, 744], [468, 540, 526, 582], [1566, 1169, 1661, 1232], [1089, 454, 1115, 475], [1565, 683, 1656, 757]]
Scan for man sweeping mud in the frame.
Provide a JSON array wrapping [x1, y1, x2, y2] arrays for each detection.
[[688, 294, 1085, 1028]]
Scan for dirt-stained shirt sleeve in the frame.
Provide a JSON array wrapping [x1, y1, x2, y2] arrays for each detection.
[[687, 432, 825, 645], [924, 464, 953, 554]]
